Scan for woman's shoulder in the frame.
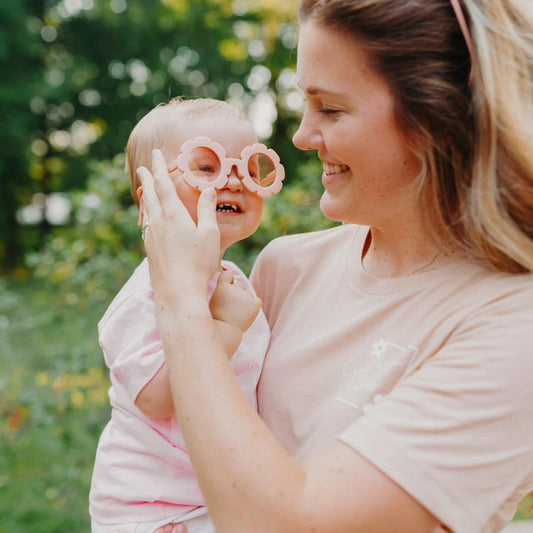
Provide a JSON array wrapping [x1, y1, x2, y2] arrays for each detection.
[[260, 223, 356, 258], [464, 266, 533, 304], [251, 224, 360, 295]]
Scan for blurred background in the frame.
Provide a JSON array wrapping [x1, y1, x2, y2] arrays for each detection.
[[0, 1, 531, 531], [0, 0, 334, 530]]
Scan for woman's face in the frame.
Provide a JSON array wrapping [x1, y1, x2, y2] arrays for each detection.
[[293, 19, 422, 229]]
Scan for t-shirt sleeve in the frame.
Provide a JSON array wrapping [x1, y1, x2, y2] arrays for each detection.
[[339, 290, 533, 533], [250, 242, 269, 298], [98, 288, 165, 402], [250, 236, 293, 328]]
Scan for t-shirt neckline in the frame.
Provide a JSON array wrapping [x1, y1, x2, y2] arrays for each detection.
[[345, 225, 475, 296]]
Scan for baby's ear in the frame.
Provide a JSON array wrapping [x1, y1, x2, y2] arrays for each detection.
[[137, 186, 144, 226]]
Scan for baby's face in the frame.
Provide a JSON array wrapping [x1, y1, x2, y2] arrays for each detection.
[[167, 117, 264, 255]]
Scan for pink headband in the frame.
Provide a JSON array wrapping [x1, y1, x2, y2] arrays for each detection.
[[449, 0, 475, 83]]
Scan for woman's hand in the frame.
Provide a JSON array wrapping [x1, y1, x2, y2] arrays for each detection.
[[137, 149, 221, 299]]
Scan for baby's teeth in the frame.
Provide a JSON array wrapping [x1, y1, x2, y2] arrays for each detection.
[[217, 203, 239, 212]]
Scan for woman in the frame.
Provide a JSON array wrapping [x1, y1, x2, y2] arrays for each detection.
[[138, 0, 533, 531]]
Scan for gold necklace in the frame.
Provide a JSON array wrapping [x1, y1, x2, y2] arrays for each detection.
[[407, 251, 442, 276]]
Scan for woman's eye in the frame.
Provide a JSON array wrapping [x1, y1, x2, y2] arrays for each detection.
[[319, 107, 340, 116]]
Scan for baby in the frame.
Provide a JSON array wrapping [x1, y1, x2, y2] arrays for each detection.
[[89, 97, 284, 533]]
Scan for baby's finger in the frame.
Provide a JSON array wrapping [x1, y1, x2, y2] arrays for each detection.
[[218, 271, 235, 286]]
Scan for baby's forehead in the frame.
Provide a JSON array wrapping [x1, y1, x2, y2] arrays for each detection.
[[167, 117, 257, 153], [184, 115, 255, 138]]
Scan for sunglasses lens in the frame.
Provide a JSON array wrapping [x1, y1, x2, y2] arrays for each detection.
[[187, 147, 222, 183], [248, 153, 277, 187]]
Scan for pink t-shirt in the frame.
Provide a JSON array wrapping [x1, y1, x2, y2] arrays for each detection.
[[251, 224, 533, 533], [90, 259, 270, 525]]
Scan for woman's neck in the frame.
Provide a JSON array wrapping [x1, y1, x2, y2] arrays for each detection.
[[361, 225, 451, 278]]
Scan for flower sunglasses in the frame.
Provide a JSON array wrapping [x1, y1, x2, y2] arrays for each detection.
[[167, 136, 285, 198]]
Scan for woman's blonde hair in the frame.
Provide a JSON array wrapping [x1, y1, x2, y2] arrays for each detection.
[[126, 97, 249, 206], [300, 0, 533, 273]]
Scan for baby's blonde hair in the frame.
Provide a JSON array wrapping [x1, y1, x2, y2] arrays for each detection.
[[126, 97, 249, 206]]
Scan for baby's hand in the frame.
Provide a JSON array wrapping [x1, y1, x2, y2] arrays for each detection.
[[210, 271, 262, 333], [150, 524, 187, 533]]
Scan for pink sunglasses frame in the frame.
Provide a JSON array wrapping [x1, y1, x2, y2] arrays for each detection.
[[167, 136, 285, 198]]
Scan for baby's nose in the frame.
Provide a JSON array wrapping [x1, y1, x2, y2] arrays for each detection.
[[225, 164, 244, 190]]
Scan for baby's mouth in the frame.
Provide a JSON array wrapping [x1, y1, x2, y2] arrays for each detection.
[[216, 203, 241, 213], [323, 162, 349, 175]]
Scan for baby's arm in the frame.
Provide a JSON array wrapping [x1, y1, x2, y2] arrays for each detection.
[[135, 272, 261, 418], [135, 364, 174, 418]]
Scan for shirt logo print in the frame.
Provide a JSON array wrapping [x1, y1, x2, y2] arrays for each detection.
[[336, 338, 418, 411]]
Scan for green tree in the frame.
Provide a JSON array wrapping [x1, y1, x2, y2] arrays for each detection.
[[1, 0, 318, 272], [0, 0, 47, 269], [16, 0, 334, 302]]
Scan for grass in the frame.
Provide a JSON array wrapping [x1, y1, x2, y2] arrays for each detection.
[[0, 276, 110, 533], [0, 275, 531, 532]]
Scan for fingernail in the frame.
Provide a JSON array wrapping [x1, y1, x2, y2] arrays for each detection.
[[204, 188, 216, 200]]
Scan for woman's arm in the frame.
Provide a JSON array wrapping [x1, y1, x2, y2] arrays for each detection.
[[137, 150, 439, 533]]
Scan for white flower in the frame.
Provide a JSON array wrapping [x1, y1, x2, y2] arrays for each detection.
[[371, 338, 389, 357]]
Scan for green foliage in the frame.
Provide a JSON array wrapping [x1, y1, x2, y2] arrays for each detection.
[[0, 0, 48, 268], [515, 496, 533, 520], [27, 155, 143, 307], [0, 0, 302, 270]]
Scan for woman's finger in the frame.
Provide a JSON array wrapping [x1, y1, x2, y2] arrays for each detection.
[[151, 149, 190, 220], [196, 188, 220, 239], [197, 187, 218, 225], [196, 188, 221, 273], [136, 165, 161, 221]]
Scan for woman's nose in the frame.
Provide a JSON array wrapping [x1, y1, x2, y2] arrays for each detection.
[[292, 114, 323, 151]]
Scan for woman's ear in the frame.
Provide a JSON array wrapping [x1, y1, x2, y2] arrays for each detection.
[[137, 186, 144, 226]]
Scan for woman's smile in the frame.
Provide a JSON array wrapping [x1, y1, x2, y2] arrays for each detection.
[[323, 162, 349, 175]]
